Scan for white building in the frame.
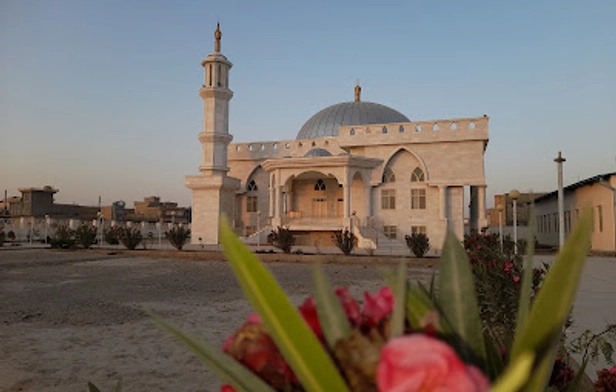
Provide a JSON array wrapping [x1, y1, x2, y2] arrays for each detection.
[[186, 25, 490, 250]]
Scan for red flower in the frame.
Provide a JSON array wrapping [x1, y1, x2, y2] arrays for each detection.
[[220, 385, 236, 392], [377, 335, 490, 392], [362, 287, 394, 328], [298, 287, 362, 339]]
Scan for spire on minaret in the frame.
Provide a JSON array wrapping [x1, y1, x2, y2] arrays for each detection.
[[214, 22, 222, 52], [354, 80, 361, 102]]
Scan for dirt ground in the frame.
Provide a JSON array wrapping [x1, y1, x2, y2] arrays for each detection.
[[0, 248, 435, 392]]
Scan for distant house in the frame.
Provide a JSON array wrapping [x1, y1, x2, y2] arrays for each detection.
[[535, 172, 616, 252]]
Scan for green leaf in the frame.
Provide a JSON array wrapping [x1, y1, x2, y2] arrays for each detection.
[[149, 311, 276, 392], [483, 328, 505, 381], [388, 261, 407, 338], [88, 382, 102, 392], [513, 207, 537, 347], [509, 208, 593, 391], [560, 359, 588, 392], [438, 230, 487, 367], [490, 351, 535, 392], [312, 263, 351, 348], [220, 219, 350, 392]]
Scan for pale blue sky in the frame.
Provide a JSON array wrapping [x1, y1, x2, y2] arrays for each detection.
[[1, 0, 615, 207]]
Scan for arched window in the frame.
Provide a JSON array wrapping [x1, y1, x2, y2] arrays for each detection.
[[350, 128, 356, 136], [314, 179, 326, 191], [247, 180, 258, 191], [399, 125, 404, 133], [411, 167, 425, 182], [382, 126, 388, 134], [382, 168, 396, 183]]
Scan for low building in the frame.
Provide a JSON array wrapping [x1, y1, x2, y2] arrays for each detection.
[[534, 172, 616, 252], [6, 186, 98, 220]]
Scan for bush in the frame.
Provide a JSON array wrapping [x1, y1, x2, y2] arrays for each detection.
[[103, 226, 122, 245], [267, 226, 295, 254], [50, 225, 76, 249], [166, 225, 191, 250], [7, 230, 15, 241], [331, 228, 356, 256], [0, 230, 5, 247], [404, 232, 430, 257], [119, 227, 143, 250], [75, 224, 98, 249]]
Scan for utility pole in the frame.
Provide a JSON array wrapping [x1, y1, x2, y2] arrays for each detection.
[[554, 152, 566, 249]]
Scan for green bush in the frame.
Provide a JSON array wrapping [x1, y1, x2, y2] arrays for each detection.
[[267, 226, 295, 254], [7, 230, 15, 241], [0, 230, 5, 247], [75, 224, 98, 249], [331, 228, 356, 256], [166, 225, 191, 250], [50, 225, 76, 249], [103, 226, 122, 245], [404, 232, 430, 257], [119, 227, 143, 250]]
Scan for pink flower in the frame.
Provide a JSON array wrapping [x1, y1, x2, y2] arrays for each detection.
[[363, 287, 394, 328], [513, 275, 520, 283], [503, 261, 513, 274], [220, 385, 236, 392], [299, 287, 362, 339], [610, 366, 616, 375], [377, 335, 490, 392]]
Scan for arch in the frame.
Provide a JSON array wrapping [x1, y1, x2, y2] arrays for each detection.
[[411, 167, 425, 182], [382, 168, 396, 183], [378, 147, 429, 184], [243, 164, 267, 190], [314, 179, 326, 191], [304, 148, 332, 157]]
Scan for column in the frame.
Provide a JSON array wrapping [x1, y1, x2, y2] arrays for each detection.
[[469, 186, 478, 231], [439, 185, 448, 220], [269, 174, 275, 217], [365, 184, 372, 221], [478, 185, 487, 229]]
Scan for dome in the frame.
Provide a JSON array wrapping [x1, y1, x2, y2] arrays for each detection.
[[296, 101, 410, 140], [304, 148, 332, 157]]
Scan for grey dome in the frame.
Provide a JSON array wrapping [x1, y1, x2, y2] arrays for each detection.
[[296, 101, 410, 140], [304, 148, 332, 157]]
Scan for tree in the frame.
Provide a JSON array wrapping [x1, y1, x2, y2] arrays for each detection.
[[50, 225, 76, 249], [103, 226, 122, 245], [331, 228, 356, 256], [119, 227, 143, 250], [267, 226, 295, 254], [404, 232, 430, 258], [166, 225, 191, 250], [75, 224, 97, 249]]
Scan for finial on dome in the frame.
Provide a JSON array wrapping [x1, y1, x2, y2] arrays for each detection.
[[354, 80, 361, 102], [214, 22, 222, 52]]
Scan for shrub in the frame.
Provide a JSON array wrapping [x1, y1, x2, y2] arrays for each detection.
[[75, 224, 98, 249], [103, 226, 122, 245], [0, 230, 5, 247], [119, 227, 143, 250], [50, 225, 76, 249], [404, 232, 430, 257], [166, 225, 191, 250], [267, 226, 295, 254], [7, 230, 15, 241], [331, 228, 356, 256]]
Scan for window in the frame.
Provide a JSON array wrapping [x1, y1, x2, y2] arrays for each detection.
[[399, 125, 404, 133], [381, 189, 396, 210], [411, 189, 426, 209], [384, 225, 397, 240], [247, 195, 258, 212], [314, 179, 326, 191], [412, 226, 427, 234], [382, 168, 396, 183], [411, 167, 425, 182], [597, 205, 603, 232], [350, 128, 355, 136], [564, 211, 571, 233], [382, 126, 388, 134], [247, 180, 258, 191], [246, 226, 257, 236]]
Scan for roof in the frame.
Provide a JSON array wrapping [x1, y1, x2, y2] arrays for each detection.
[[534, 172, 616, 203], [296, 101, 410, 140]]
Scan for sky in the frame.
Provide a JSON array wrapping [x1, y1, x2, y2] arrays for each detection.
[[1, 0, 615, 208]]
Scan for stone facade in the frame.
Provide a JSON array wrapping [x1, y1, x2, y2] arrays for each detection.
[[187, 25, 490, 249]]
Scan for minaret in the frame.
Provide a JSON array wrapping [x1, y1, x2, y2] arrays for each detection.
[[186, 24, 240, 245], [198, 22, 233, 174]]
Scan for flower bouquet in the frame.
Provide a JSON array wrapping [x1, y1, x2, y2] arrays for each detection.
[[153, 209, 597, 391]]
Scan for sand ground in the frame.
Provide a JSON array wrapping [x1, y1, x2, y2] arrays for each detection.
[[0, 249, 435, 392]]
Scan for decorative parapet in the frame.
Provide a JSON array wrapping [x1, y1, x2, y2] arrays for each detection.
[[337, 116, 489, 147], [228, 137, 345, 161]]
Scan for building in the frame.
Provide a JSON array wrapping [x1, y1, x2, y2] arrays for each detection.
[[535, 172, 616, 252], [99, 197, 190, 224], [487, 192, 546, 228], [186, 25, 490, 248], [6, 186, 98, 220]]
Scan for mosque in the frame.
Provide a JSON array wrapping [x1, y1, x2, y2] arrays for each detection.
[[186, 25, 490, 250]]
